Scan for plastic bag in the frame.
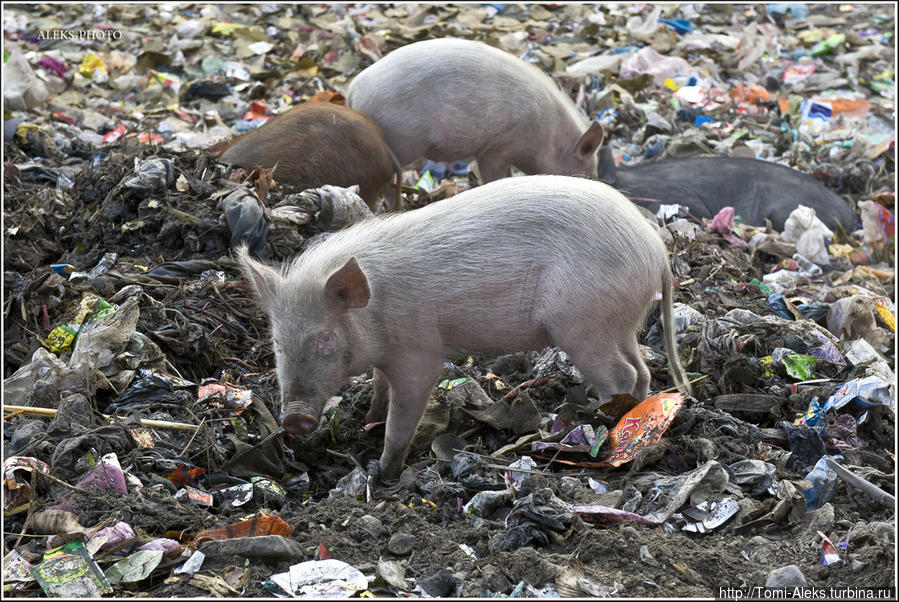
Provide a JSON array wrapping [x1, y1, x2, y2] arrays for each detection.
[[3, 49, 50, 110], [858, 200, 895, 258], [781, 205, 833, 265], [221, 187, 268, 255], [619, 47, 694, 86]]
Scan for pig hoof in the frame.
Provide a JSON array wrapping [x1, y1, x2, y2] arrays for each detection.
[[366, 459, 399, 487], [366, 459, 382, 480]]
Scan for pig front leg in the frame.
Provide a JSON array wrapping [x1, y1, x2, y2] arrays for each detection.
[[377, 353, 443, 482], [365, 367, 390, 423]]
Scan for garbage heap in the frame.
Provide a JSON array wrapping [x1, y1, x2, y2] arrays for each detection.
[[3, 2, 895, 598]]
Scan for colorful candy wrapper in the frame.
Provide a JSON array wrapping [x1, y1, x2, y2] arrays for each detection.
[[783, 63, 816, 85], [822, 376, 894, 412], [532, 423, 608, 457], [31, 540, 112, 597], [795, 398, 826, 431], [875, 298, 895, 332], [819, 532, 841, 565], [600, 393, 684, 467], [781, 353, 817, 380]]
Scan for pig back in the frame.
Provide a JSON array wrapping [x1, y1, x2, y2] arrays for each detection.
[[346, 38, 588, 166], [218, 103, 395, 208], [289, 176, 668, 352]]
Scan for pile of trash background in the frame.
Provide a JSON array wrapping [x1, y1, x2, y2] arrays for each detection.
[[3, 2, 895, 598]]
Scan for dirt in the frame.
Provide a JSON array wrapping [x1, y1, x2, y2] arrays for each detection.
[[3, 136, 896, 596], [3, 2, 895, 598]]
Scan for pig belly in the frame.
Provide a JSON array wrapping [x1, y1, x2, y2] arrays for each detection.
[[438, 313, 551, 356], [435, 264, 550, 354], [384, 112, 496, 167]]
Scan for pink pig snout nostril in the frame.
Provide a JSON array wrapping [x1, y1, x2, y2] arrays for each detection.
[[282, 412, 318, 436]]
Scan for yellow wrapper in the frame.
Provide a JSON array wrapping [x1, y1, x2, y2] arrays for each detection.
[[79, 52, 106, 77], [875, 299, 895, 332], [46, 325, 77, 354]]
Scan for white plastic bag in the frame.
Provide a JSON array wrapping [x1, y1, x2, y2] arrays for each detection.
[[2, 49, 49, 110], [781, 205, 832, 265]]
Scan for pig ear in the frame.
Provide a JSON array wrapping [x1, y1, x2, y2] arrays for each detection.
[[236, 244, 281, 307], [326, 257, 370, 309], [574, 121, 604, 157]]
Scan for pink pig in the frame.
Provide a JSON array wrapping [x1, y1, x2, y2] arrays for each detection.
[[239, 175, 691, 481], [346, 38, 604, 184]]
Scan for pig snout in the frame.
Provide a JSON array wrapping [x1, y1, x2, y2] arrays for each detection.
[[281, 405, 319, 436]]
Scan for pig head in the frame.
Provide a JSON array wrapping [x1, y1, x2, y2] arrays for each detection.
[[238, 246, 373, 437]]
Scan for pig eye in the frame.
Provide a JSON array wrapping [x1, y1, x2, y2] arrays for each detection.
[[317, 332, 334, 350]]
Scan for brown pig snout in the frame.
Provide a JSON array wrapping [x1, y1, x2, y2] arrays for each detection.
[[282, 410, 318, 436]]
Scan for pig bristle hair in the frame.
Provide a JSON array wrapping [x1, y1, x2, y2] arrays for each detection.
[[346, 38, 590, 170], [285, 176, 662, 303], [263, 175, 690, 401], [279, 175, 669, 337]]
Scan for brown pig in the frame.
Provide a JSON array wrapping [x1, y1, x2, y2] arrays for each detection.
[[238, 175, 691, 482], [216, 102, 401, 210]]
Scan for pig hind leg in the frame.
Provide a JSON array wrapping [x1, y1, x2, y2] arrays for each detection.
[[570, 346, 640, 401], [622, 340, 651, 400], [548, 318, 644, 401]]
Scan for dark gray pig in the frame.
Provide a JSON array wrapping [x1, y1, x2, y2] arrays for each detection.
[[346, 38, 604, 183], [597, 147, 855, 232], [239, 175, 691, 482]]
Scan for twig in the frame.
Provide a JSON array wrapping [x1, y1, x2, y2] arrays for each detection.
[[825, 458, 895, 508], [255, 426, 286, 448], [457, 424, 484, 439], [500, 377, 549, 401], [326, 448, 365, 471], [13, 471, 37, 549], [212, 286, 255, 320], [224, 356, 259, 373], [661, 374, 709, 393], [3, 405, 198, 431], [97, 370, 122, 397], [179, 418, 207, 458], [794, 378, 833, 386], [33, 470, 86, 494], [85, 516, 117, 540], [163, 358, 187, 381], [443, 448, 588, 479], [235, 367, 277, 380], [431, 455, 597, 480], [483, 463, 552, 477]]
